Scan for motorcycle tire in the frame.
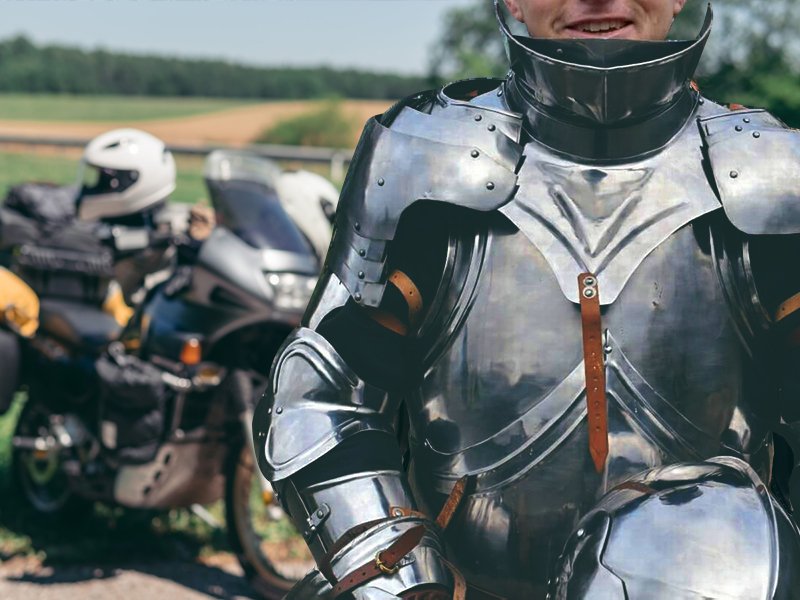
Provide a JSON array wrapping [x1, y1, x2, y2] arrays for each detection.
[[225, 440, 315, 599], [222, 369, 313, 599]]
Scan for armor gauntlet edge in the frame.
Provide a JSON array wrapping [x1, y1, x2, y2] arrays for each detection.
[[253, 327, 452, 596]]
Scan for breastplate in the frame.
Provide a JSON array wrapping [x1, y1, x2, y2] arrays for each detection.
[[405, 116, 774, 597]]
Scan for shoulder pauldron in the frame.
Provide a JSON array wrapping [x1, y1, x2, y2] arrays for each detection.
[[700, 109, 800, 235], [327, 84, 523, 307]]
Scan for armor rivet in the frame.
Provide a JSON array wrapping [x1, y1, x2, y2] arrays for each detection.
[[735, 125, 743, 132], [275, 407, 283, 414], [730, 170, 739, 179], [358, 271, 365, 279], [497, 89, 504, 97], [354, 222, 361, 231], [317, 509, 324, 517], [698, 97, 705, 105], [583, 288, 596, 299], [488, 124, 496, 132], [582, 276, 596, 287], [576, 528, 585, 538], [753, 131, 761, 138], [486, 182, 495, 191], [474, 114, 483, 122], [354, 292, 362, 302], [377, 178, 385, 186], [358, 249, 366, 257], [743, 117, 751, 123], [471, 149, 480, 158]]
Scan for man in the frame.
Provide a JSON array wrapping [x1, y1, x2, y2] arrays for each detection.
[[254, 0, 800, 597]]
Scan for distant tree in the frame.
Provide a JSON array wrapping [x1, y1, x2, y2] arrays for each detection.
[[429, 0, 800, 126], [0, 36, 433, 100], [428, 1, 508, 80]]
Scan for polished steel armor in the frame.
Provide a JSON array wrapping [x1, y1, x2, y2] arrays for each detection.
[[254, 3, 800, 597]]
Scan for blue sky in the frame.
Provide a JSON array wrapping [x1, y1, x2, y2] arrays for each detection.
[[0, 0, 476, 74]]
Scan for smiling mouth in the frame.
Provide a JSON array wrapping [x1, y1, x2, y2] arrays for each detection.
[[565, 19, 633, 37]]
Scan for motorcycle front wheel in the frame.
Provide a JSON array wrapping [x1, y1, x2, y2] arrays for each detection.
[[225, 443, 314, 599]]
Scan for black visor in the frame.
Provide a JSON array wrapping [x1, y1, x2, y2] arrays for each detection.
[[80, 165, 140, 198]]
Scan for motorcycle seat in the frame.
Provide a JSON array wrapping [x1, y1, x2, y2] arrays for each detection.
[[38, 299, 120, 352]]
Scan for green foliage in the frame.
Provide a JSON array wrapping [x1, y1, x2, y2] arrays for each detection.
[[0, 93, 251, 121], [0, 35, 432, 100], [429, 0, 508, 80], [257, 101, 357, 148]]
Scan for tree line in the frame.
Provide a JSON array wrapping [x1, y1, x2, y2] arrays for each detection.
[[0, 36, 436, 100]]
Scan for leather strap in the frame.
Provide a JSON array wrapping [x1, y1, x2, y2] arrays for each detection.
[[331, 525, 426, 598], [776, 291, 800, 322], [613, 481, 657, 496], [318, 518, 389, 582], [390, 506, 429, 519], [578, 272, 608, 473], [369, 309, 409, 336], [389, 270, 424, 326], [435, 476, 468, 530], [442, 559, 468, 600]]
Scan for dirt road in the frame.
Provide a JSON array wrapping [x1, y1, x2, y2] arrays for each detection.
[[0, 554, 258, 600], [0, 100, 391, 147]]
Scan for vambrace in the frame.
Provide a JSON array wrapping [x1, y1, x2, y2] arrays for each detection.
[[253, 327, 451, 595]]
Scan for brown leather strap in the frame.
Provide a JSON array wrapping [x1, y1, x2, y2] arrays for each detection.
[[318, 517, 390, 582], [613, 481, 657, 496], [435, 476, 468, 530], [369, 309, 409, 336], [442, 559, 468, 600], [776, 291, 800, 322], [331, 525, 426, 598], [578, 272, 608, 473], [389, 270, 424, 326], [390, 506, 428, 519]]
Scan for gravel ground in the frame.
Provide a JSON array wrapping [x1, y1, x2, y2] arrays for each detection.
[[0, 554, 258, 600]]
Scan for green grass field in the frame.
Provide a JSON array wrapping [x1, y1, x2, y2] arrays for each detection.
[[0, 149, 208, 205], [0, 94, 254, 122]]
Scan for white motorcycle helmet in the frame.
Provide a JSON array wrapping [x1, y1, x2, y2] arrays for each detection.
[[274, 170, 339, 261], [77, 128, 176, 222]]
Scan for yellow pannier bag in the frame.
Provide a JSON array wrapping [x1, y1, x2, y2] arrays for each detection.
[[0, 267, 40, 338]]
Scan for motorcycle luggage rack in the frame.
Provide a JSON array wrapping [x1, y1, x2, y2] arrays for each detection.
[[15, 244, 114, 276]]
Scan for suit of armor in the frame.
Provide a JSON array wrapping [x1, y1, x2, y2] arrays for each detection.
[[254, 5, 800, 598]]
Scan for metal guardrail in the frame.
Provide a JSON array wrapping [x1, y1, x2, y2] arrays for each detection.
[[0, 135, 355, 180]]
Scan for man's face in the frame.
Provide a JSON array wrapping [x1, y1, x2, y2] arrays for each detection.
[[503, 0, 688, 41]]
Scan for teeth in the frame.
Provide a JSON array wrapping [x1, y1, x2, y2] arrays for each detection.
[[581, 20, 626, 32]]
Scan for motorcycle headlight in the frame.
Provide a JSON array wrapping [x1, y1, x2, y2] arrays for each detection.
[[265, 273, 317, 312]]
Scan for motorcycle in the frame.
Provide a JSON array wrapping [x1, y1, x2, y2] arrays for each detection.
[[1, 150, 322, 598]]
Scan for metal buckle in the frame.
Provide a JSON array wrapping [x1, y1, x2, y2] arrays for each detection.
[[374, 551, 399, 575]]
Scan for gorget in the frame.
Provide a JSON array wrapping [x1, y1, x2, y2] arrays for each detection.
[[495, 0, 713, 162]]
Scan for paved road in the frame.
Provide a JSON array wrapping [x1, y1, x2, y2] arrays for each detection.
[[0, 554, 258, 600]]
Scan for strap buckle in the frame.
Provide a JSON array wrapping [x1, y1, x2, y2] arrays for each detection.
[[375, 550, 400, 575]]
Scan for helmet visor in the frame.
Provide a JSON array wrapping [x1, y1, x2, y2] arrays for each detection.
[[79, 163, 140, 198]]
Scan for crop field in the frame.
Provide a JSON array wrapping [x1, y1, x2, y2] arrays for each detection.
[[0, 95, 390, 146], [0, 94, 255, 122]]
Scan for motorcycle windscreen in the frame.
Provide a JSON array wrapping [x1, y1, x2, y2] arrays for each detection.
[[206, 178, 315, 255]]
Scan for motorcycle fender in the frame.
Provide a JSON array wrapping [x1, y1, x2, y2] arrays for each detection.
[[0, 328, 20, 414]]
